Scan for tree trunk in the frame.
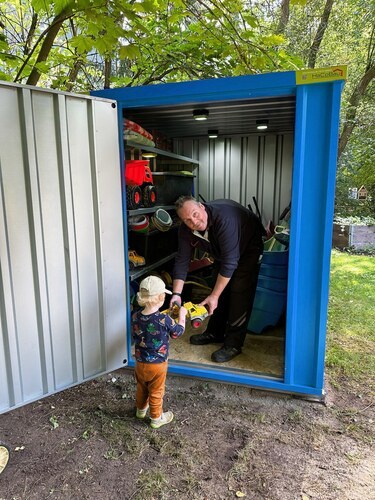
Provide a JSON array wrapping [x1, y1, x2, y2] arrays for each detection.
[[24, 12, 38, 55], [65, 60, 83, 92], [26, 8, 72, 86], [276, 0, 290, 35], [104, 58, 112, 89], [308, 0, 334, 69], [338, 63, 375, 158]]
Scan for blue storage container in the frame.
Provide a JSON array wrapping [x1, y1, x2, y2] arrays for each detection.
[[252, 286, 287, 314], [248, 286, 287, 334], [262, 250, 289, 266], [257, 274, 287, 292], [248, 308, 283, 334], [259, 263, 288, 279]]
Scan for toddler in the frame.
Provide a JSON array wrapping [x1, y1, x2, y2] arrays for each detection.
[[132, 275, 187, 428]]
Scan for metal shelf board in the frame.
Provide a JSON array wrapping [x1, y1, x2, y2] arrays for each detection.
[[129, 252, 177, 281], [128, 205, 175, 216], [126, 141, 199, 165]]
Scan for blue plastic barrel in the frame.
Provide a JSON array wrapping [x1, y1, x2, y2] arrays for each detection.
[[248, 287, 287, 334]]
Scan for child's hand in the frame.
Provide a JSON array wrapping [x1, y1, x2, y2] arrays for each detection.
[[179, 306, 187, 318], [169, 303, 180, 319]]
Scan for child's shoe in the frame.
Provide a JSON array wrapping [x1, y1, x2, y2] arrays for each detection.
[[136, 405, 149, 419], [150, 411, 174, 429]]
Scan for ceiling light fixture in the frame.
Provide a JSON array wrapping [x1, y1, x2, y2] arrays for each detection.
[[208, 130, 218, 139], [193, 109, 209, 121], [142, 151, 158, 158], [256, 119, 269, 130]]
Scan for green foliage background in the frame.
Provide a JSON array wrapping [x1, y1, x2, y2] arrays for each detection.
[[1, 0, 374, 215]]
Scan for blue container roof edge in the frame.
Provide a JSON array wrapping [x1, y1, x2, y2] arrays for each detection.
[[91, 71, 298, 106]]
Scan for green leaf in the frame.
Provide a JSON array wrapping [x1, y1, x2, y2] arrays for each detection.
[[94, 37, 114, 53], [250, 56, 267, 70], [132, 0, 158, 13], [4, 55, 22, 68], [260, 35, 285, 47], [291, 0, 308, 5], [0, 71, 12, 82], [70, 35, 93, 53], [35, 61, 50, 74], [241, 30, 255, 41], [119, 44, 141, 60], [31, 0, 49, 13], [242, 14, 258, 28], [53, 0, 74, 15], [232, 64, 246, 76]]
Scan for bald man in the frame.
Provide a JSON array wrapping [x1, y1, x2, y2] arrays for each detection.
[[171, 196, 264, 363]]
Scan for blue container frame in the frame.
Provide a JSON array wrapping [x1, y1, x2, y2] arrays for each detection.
[[92, 70, 345, 398]]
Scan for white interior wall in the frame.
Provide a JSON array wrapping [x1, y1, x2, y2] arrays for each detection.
[[174, 134, 293, 225]]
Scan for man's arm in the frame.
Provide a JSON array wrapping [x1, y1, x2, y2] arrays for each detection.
[[200, 273, 230, 315], [170, 278, 185, 307]]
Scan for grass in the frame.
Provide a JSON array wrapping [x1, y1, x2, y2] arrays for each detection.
[[135, 468, 169, 499], [326, 250, 375, 385]]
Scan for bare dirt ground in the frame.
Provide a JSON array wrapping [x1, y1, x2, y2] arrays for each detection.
[[0, 369, 374, 500]]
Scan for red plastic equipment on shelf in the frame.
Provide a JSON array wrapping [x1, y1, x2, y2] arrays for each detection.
[[124, 160, 157, 209]]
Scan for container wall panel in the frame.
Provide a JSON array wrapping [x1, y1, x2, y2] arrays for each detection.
[[0, 83, 127, 414], [176, 134, 293, 221]]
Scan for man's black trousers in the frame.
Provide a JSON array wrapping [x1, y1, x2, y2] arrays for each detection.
[[205, 245, 262, 349]]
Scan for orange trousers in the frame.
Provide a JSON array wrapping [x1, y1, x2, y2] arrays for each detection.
[[134, 361, 168, 419]]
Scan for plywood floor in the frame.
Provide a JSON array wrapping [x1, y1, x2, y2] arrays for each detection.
[[169, 319, 285, 378]]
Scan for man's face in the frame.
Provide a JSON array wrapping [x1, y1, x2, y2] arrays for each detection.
[[177, 201, 208, 232]]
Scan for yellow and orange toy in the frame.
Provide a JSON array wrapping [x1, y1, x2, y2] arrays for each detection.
[[166, 301, 208, 329]]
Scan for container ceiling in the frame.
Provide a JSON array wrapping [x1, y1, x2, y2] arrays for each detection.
[[125, 96, 296, 139]]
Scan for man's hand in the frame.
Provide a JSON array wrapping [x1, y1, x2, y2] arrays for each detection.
[[200, 294, 219, 316], [200, 274, 230, 315], [169, 294, 182, 309]]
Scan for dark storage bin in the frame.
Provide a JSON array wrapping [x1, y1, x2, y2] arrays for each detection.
[[152, 172, 195, 205], [128, 226, 179, 265]]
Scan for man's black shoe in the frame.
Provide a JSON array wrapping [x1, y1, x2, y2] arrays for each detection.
[[190, 331, 223, 345], [211, 346, 242, 363]]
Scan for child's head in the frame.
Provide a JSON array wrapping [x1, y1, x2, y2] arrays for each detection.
[[136, 275, 172, 308]]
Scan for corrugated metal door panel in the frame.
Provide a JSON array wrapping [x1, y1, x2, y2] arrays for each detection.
[[0, 87, 45, 405], [30, 90, 75, 390], [65, 97, 103, 378], [180, 134, 293, 221], [91, 100, 128, 370], [0, 83, 127, 414]]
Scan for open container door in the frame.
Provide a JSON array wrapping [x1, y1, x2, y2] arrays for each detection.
[[0, 82, 128, 414]]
